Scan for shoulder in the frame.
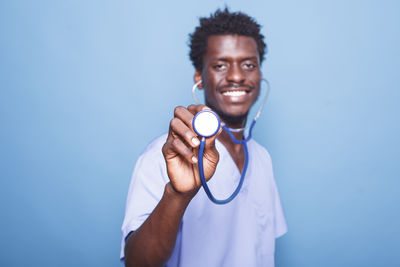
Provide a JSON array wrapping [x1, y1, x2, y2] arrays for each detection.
[[139, 133, 168, 159], [129, 133, 169, 191], [132, 133, 168, 179], [247, 138, 272, 162]]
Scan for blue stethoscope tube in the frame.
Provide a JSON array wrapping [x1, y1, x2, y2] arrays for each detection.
[[197, 119, 256, 205], [192, 79, 269, 204]]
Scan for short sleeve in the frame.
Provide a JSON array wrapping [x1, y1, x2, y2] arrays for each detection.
[[120, 135, 169, 260]]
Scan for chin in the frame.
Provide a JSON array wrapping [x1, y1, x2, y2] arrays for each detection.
[[215, 108, 249, 126]]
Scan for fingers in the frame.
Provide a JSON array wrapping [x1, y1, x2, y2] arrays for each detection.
[[163, 133, 198, 164], [171, 105, 214, 146], [167, 137, 198, 163], [173, 106, 195, 129], [187, 104, 222, 149], [164, 105, 203, 164], [170, 117, 200, 148], [187, 104, 211, 115], [164, 104, 220, 164]]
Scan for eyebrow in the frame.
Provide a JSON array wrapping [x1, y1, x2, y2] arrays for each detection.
[[211, 56, 258, 62], [241, 56, 258, 61]]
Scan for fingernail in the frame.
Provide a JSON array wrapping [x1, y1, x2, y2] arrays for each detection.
[[192, 137, 200, 146], [192, 156, 198, 163], [202, 106, 211, 111]]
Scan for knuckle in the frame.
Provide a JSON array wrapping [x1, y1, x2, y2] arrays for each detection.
[[200, 105, 209, 111], [171, 138, 181, 148], [183, 148, 193, 157], [174, 106, 184, 116], [195, 105, 204, 112], [185, 130, 194, 139], [170, 117, 179, 129], [161, 143, 167, 154], [162, 140, 173, 156]]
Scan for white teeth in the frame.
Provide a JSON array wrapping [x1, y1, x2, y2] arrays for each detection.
[[222, 91, 246, 97]]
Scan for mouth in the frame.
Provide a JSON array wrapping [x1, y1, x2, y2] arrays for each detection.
[[219, 84, 252, 100], [222, 90, 248, 97], [220, 84, 251, 94], [210, 84, 255, 116]]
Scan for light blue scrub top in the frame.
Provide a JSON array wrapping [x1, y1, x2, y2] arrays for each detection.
[[121, 134, 287, 266]]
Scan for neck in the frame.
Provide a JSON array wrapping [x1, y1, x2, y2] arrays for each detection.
[[217, 130, 243, 153], [219, 113, 247, 130], [216, 115, 252, 174], [217, 119, 247, 154]]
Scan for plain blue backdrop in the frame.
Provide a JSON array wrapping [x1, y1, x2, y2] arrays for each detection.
[[1, 0, 399, 266]]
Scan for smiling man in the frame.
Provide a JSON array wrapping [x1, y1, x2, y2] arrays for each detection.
[[121, 8, 287, 267]]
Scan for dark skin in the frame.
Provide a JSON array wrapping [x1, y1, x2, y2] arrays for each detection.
[[196, 35, 261, 171], [124, 34, 262, 267]]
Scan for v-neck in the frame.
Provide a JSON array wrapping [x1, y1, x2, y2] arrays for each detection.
[[215, 138, 249, 176]]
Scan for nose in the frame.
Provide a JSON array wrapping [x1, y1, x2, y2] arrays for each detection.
[[226, 63, 245, 84]]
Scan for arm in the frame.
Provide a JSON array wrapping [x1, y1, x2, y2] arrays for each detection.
[[124, 105, 221, 267], [124, 183, 196, 267]]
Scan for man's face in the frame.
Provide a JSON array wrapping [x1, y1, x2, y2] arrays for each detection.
[[195, 34, 262, 124]]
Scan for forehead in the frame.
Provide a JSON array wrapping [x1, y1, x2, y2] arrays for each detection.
[[204, 34, 259, 60]]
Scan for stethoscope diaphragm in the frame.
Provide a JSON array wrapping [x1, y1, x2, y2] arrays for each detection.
[[192, 110, 221, 138]]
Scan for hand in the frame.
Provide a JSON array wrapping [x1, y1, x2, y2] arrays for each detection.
[[162, 104, 222, 194]]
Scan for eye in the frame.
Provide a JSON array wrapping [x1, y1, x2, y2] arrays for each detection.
[[213, 64, 227, 71], [243, 63, 257, 70]]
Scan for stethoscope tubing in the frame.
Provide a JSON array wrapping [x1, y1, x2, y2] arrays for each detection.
[[197, 120, 256, 204], [198, 135, 249, 205], [192, 79, 266, 204]]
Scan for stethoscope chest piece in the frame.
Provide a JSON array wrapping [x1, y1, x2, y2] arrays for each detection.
[[192, 109, 249, 205], [192, 110, 220, 138]]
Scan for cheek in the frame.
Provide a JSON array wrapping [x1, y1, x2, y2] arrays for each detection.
[[203, 77, 223, 98], [204, 68, 225, 84]]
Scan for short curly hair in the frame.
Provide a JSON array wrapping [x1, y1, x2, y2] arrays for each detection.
[[189, 8, 267, 71]]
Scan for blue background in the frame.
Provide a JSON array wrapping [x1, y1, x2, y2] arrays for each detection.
[[1, 0, 399, 266]]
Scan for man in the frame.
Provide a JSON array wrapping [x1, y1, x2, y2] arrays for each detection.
[[121, 8, 287, 267]]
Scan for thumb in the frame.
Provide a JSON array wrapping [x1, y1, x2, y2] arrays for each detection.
[[204, 124, 223, 149]]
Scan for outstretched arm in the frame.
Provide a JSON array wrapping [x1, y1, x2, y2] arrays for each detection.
[[124, 105, 221, 267], [124, 182, 196, 267]]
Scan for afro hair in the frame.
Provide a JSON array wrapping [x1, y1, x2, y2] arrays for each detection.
[[189, 8, 267, 71]]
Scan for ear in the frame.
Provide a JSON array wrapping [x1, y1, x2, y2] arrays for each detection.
[[194, 70, 203, 89]]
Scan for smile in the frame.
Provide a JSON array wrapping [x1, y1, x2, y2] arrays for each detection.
[[221, 90, 247, 97]]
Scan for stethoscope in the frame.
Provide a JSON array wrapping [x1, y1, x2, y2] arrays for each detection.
[[191, 79, 270, 204]]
